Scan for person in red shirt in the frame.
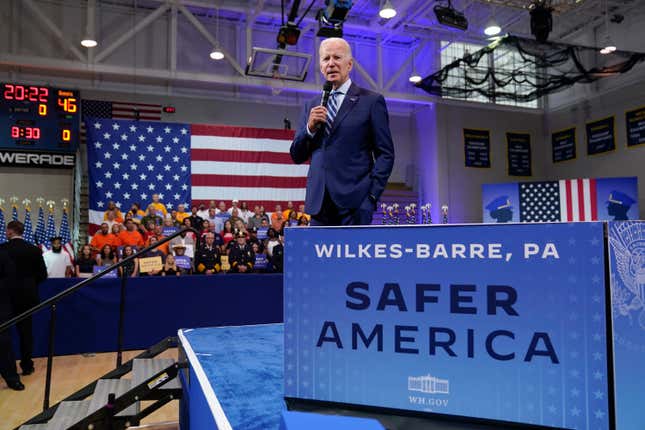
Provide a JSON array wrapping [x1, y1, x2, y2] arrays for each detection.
[[118, 219, 145, 248]]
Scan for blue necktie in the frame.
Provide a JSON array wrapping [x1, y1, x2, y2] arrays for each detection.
[[325, 91, 341, 136]]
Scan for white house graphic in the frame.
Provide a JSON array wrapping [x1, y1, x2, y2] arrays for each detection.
[[408, 374, 450, 394]]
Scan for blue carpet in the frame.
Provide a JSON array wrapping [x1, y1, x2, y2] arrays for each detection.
[[182, 324, 285, 430]]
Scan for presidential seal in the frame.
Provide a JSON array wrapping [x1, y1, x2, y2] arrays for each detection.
[[610, 222, 645, 330]]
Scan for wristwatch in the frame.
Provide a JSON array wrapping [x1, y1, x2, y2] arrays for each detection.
[[368, 194, 377, 204]]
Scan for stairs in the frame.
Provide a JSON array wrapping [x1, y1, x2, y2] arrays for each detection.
[[18, 339, 182, 430]]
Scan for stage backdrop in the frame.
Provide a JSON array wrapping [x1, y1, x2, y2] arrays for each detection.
[[85, 118, 303, 234], [284, 223, 611, 429], [482, 176, 639, 223]]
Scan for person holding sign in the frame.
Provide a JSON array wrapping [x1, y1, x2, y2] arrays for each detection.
[[138, 236, 164, 276], [172, 244, 193, 274], [229, 230, 255, 273], [162, 254, 182, 276]]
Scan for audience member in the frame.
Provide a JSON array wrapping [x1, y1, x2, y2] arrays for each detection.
[[138, 236, 165, 276], [141, 204, 163, 228], [175, 203, 190, 224], [188, 206, 203, 231], [90, 223, 118, 254], [247, 206, 268, 230], [105, 210, 121, 232], [1, 220, 47, 377], [172, 244, 193, 274], [120, 245, 139, 277], [298, 215, 310, 226], [229, 208, 244, 227], [271, 205, 284, 231], [75, 244, 95, 278], [128, 202, 145, 223], [196, 203, 210, 220], [119, 219, 145, 248], [43, 237, 74, 278], [103, 201, 124, 223], [148, 193, 168, 218], [195, 232, 221, 275], [162, 254, 182, 276], [238, 201, 251, 223], [270, 240, 284, 273], [297, 204, 310, 222], [282, 201, 295, 219], [110, 223, 123, 239], [227, 199, 240, 215], [216, 201, 227, 214], [169, 226, 196, 259], [265, 228, 281, 259], [221, 220, 235, 247], [96, 244, 117, 267], [228, 230, 255, 273]]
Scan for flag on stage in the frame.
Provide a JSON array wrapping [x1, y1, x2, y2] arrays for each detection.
[[86, 119, 303, 234], [0, 207, 6, 244], [557, 178, 597, 222], [59, 209, 75, 260], [42, 209, 56, 251], [519, 179, 598, 222], [23, 208, 34, 245], [34, 206, 46, 247], [11, 204, 18, 222]]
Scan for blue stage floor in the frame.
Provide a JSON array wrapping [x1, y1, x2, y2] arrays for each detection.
[[179, 324, 285, 430]]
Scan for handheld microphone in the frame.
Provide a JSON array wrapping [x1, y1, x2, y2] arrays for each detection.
[[320, 81, 333, 107]]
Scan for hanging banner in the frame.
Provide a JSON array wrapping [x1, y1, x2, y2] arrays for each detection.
[[463, 128, 490, 168], [284, 223, 611, 429], [625, 106, 645, 147], [586, 117, 615, 155], [552, 127, 576, 162], [506, 132, 531, 176]]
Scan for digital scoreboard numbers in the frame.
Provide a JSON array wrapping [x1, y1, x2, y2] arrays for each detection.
[[1, 83, 80, 153]]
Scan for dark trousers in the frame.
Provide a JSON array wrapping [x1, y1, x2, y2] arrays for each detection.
[[10, 288, 37, 371], [310, 190, 374, 226], [0, 311, 19, 384]]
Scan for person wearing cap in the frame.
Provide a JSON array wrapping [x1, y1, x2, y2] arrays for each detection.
[[195, 232, 221, 275], [169, 226, 196, 259], [43, 237, 74, 278], [485, 196, 513, 223], [172, 244, 193, 274], [228, 229, 255, 273], [1, 221, 48, 377], [607, 190, 635, 221], [227, 199, 240, 215]]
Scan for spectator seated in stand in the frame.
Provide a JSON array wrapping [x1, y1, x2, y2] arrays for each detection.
[[298, 215, 310, 226], [195, 232, 221, 275], [75, 244, 95, 278], [238, 201, 252, 224], [284, 210, 299, 228], [228, 230, 255, 274], [282, 201, 295, 220], [90, 223, 118, 255], [127, 202, 145, 224], [227, 199, 240, 215], [120, 245, 139, 277], [213, 202, 230, 233], [148, 193, 168, 218], [196, 203, 210, 220], [141, 204, 164, 228], [138, 236, 164, 277], [297, 204, 310, 222], [271, 205, 284, 231], [247, 205, 269, 230], [175, 203, 190, 225], [228, 208, 244, 228], [162, 254, 183, 276], [96, 244, 117, 267], [104, 210, 121, 232], [251, 242, 270, 273], [43, 237, 74, 278], [221, 220, 235, 248], [169, 225, 196, 259], [103, 201, 124, 223], [187, 206, 203, 232], [172, 244, 193, 274], [119, 219, 145, 248], [270, 239, 284, 273]]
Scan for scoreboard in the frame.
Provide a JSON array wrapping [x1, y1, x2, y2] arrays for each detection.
[[1, 82, 80, 155]]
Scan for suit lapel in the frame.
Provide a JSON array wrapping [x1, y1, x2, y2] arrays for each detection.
[[329, 83, 360, 136]]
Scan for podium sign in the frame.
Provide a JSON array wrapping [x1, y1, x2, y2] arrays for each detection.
[[284, 223, 611, 429]]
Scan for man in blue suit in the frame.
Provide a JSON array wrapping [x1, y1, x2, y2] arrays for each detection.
[[290, 38, 395, 226]]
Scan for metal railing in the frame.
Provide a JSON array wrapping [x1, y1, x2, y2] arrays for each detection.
[[0, 227, 200, 411]]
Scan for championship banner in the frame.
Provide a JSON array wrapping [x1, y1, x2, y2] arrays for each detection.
[[284, 224, 611, 429], [625, 106, 645, 147], [463, 128, 490, 168], [552, 127, 576, 163], [506, 132, 531, 176], [608, 221, 645, 430], [586, 116, 615, 155]]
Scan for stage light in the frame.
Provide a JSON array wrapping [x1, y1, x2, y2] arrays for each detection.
[[529, 1, 552, 43], [409, 73, 422, 83], [434, 1, 468, 31], [379, 0, 397, 19], [316, 0, 353, 38], [484, 19, 501, 36], [210, 47, 225, 60], [81, 38, 98, 48], [600, 44, 616, 55], [277, 25, 301, 46]]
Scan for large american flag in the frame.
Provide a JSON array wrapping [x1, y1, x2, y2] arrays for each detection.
[[87, 118, 304, 233], [519, 178, 598, 222]]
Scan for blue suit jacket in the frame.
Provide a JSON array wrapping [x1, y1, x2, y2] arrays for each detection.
[[290, 83, 395, 215]]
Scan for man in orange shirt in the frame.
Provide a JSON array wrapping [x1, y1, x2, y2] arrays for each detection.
[[271, 204, 284, 231], [282, 201, 295, 220], [118, 220, 145, 248], [90, 223, 118, 254]]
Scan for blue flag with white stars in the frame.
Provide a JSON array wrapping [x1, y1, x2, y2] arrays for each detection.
[[86, 118, 191, 229]]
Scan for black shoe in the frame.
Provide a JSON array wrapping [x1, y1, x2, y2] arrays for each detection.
[[21, 367, 34, 376], [7, 380, 25, 391]]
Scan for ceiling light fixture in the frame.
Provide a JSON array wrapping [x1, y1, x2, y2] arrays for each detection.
[[379, 0, 397, 19], [599, 0, 616, 55], [81, 0, 98, 48], [210, 46, 225, 60], [81, 38, 98, 48]]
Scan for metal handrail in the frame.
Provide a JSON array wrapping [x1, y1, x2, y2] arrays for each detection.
[[0, 227, 200, 334], [0, 226, 201, 411]]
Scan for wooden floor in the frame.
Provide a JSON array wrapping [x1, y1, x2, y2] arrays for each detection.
[[0, 349, 178, 430]]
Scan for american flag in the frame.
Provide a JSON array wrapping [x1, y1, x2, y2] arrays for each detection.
[[87, 118, 191, 233], [519, 179, 598, 222], [82, 100, 163, 121], [34, 206, 46, 247], [11, 205, 18, 222], [87, 119, 305, 233], [23, 208, 34, 245], [59, 209, 74, 260], [0, 208, 6, 244], [41, 209, 56, 251]]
